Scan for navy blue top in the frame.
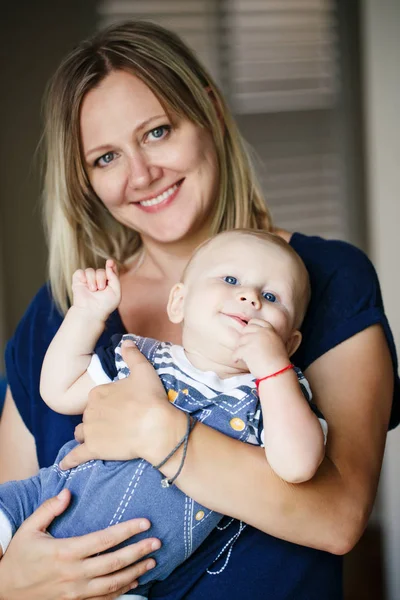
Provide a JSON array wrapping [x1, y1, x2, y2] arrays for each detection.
[[5, 233, 400, 600]]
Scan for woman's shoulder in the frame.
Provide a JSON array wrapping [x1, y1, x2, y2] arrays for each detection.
[[290, 233, 399, 429], [6, 283, 63, 360], [290, 232, 384, 334], [290, 232, 376, 280]]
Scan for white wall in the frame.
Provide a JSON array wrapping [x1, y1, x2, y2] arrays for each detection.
[[362, 1, 400, 598]]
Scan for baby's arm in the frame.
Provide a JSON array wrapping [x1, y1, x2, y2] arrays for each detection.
[[40, 260, 121, 415], [234, 319, 325, 483]]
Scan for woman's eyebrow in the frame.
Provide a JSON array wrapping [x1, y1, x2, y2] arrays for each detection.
[[84, 114, 167, 160]]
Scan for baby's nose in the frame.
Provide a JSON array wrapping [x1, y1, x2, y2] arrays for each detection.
[[238, 289, 261, 309]]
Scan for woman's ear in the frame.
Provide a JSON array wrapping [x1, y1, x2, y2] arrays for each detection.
[[286, 330, 302, 357], [167, 283, 186, 324]]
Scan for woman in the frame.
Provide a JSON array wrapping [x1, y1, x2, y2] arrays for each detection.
[[0, 20, 398, 600]]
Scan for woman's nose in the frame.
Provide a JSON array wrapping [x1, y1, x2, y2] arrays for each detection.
[[237, 288, 261, 309], [127, 152, 162, 189]]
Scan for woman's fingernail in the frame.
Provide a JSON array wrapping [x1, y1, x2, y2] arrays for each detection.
[[131, 582, 138, 589], [122, 339, 135, 347], [151, 540, 161, 551], [139, 520, 150, 531], [146, 559, 156, 570]]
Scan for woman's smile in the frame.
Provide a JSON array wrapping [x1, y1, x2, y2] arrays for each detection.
[[134, 180, 183, 211], [80, 70, 219, 245]]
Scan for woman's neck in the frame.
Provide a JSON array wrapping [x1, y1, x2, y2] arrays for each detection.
[[138, 232, 210, 282]]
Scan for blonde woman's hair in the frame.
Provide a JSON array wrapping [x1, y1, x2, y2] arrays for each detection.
[[43, 20, 272, 313]]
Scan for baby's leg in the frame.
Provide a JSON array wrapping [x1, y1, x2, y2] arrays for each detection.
[[0, 472, 43, 553], [0, 439, 79, 554]]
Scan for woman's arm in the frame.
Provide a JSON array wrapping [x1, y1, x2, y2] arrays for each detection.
[[63, 324, 393, 555], [0, 388, 159, 599], [165, 324, 392, 553], [0, 388, 39, 483]]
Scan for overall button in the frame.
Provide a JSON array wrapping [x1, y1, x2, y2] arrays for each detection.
[[168, 389, 178, 402], [230, 417, 245, 431], [195, 510, 205, 521]]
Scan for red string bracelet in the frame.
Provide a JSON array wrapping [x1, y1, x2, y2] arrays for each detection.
[[255, 364, 294, 390]]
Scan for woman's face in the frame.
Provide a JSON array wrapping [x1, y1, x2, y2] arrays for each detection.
[[80, 69, 219, 247]]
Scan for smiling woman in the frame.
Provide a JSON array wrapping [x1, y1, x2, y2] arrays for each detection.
[[0, 18, 398, 600], [80, 70, 219, 246]]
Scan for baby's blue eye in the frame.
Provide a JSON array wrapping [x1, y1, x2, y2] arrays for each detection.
[[263, 292, 277, 303], [223, 276, 238, 285]]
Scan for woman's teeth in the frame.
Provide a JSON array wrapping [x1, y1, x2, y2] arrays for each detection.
[[139, 183, 179, 207]]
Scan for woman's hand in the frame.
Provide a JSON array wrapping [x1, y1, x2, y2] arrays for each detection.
[[0, 489, 160, 600], [60, 340, 186, 469]]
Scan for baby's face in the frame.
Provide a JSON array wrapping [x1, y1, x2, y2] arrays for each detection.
[[169, 233, 305, 361]]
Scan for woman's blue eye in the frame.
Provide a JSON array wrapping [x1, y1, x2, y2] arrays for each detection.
[[148, 125, 170, 141], [96, 152, 115, 167], [262, 292, 277, 303], [223, 276, 238, 285]]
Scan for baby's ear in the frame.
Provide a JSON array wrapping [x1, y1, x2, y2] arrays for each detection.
[[167, 283, 186, 324], [286, 330, 302, 357]]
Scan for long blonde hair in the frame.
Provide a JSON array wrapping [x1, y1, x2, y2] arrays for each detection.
[[42, 20, 272, 313]]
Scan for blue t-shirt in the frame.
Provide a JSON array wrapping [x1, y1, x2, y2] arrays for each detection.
[[5, 233, 400, 600]]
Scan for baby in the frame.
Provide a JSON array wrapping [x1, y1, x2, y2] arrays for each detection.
[[0, 230, 327, 595]]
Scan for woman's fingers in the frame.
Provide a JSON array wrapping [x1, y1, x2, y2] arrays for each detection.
[[23, 489, 71, 533], [69, 518, 155, 560], [85, 534, 160, 578], [89, 582, 138, 600], [87, 556, 156, 598], [75, 520, 159, 599], [59, 441, 97, 469], [74, 422, 85, 443], [120, 339, 150, 368], [0, 496, 159, 600]]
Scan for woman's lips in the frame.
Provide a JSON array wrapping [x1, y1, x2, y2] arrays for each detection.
[[134, 180, 183, 213]]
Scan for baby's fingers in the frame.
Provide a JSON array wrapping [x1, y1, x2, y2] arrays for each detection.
[[105, 258, 118, 276], [72, 269, 87, 286], [232, 345, 244, 364], [105, 259, 121, 298], [85, 268, 98, 292], [246, 318, 273, 329], [95, 269, 107, 291]]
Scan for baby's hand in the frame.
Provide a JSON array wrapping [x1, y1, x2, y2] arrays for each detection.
[[232, 318, 290, 379], [72, 259, 121, 321]]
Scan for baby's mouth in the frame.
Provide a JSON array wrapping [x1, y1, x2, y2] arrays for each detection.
[[224, 314, 249, 326]]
